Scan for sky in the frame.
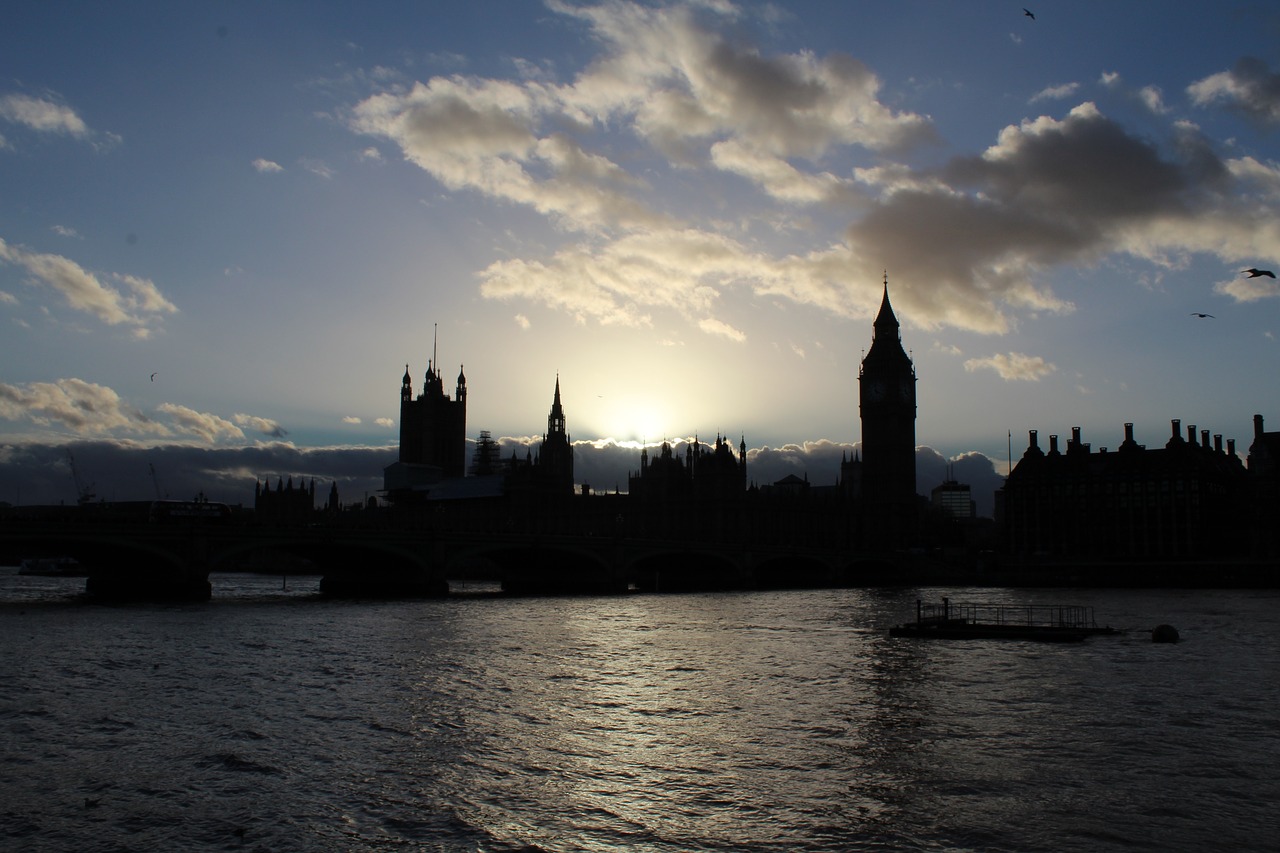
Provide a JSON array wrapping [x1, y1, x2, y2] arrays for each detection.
[[5, 1, 1280, 516]]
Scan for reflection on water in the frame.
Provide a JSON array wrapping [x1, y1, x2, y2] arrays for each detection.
[[2, 569, 1278, 851]]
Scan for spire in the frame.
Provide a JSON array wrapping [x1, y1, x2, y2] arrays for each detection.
[[547, 374, 566, 436], [873, 272, 900, 338]]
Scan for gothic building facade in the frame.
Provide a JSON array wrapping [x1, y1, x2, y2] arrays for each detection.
[[383, 356, 467, 500], [856, 277, 918, 547], [505, 376, 576, 499]]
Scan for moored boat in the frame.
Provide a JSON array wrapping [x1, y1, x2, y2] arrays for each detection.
[[889, 598, 1120, 642]]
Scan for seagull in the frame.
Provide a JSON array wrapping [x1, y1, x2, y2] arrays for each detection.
[[150, 372, 157, 381], [1190, 312, 1215, 319], [1024, 8, 1035, 19], [1242, 268, 1275, 278]]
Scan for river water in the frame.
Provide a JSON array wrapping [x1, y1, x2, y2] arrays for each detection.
[[2, 568, 1278, 852]]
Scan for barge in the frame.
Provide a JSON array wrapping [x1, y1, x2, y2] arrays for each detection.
[[889, 598, 1120, 642]]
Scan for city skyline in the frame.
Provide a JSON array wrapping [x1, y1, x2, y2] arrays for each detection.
[[4, 2, 1280, 511]]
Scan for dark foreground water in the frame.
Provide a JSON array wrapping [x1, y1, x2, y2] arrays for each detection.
[[2, 570, 1278, 852]]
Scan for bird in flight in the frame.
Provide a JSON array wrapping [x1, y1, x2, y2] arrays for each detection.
[[1242, 268, 1275, 278], [150, 372, 158, 381], [1023, 8, 1035, 19], [1190, 312, 1215, 319]]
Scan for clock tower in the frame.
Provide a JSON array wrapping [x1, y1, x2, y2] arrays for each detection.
[[858, 275, 917, 541]]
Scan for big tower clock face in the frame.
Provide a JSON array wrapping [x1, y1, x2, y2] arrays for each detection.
[[899, 377, 913, 400], [866, 379, 886, 402]]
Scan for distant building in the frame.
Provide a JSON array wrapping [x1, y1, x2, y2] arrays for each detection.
[[999, 420, 1248, 561], [857, 275, 918, 547], [932, 477, 975, 519], [383, 356, 467, 500], [1247, 414, 1280, 559], [505, 376, 576, 499], [254, 476, 315, 525]]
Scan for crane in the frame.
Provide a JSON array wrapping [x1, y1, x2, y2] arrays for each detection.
[[149, 463, 169, 500], [66, 449, 96, 506]]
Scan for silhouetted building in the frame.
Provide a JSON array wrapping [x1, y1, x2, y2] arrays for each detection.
[[858, 275, 918, 546], [1000, 420, 1247, 561], [626, 435, 747, 541], [505, 376, 576, 499], [470, 430, 504, 476], [254, 476, 315, 525], [384, 355, 467, 500], [1247, 413, 1280, 559], [932, 477, 975, 519]]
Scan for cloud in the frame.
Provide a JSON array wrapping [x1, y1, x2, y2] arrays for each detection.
[[232, 413, 288, 438], [1216, 272, 1280, 302], [514, 313, 531, 330], [342, 416, 362, 424], [0, 93, 89, 136], [0, 236, 177, 333], [51, 225, 79, 238], [374, 417, 395, 428], [1030, 82, 1079, 103], [299, 157, 335, 179], [1138, 85, 1168, 114], [253, 158, 284, 173], [698, 316, 746, 341], [963, 352, 1057, 381], [160, 404, 246, 443], [1188, 57, 1280, 123], [0, 378, 170, 436], [345, 5, 1280, 342]]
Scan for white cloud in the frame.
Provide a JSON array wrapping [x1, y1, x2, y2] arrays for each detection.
[[161, 404, 245, 443], [0, 378, 169, 436], [299, 157, 335, 179], [375, 417, 395, 428], [342, 416, 362, 424], [0, 93, 88, 136], [963, 352, 1057, 381], [698, 316, 746, 341], [1030, 82, 1079, 103], [232, 412, 288, 438], [0, 236, 177, 334], [514, 313, 531, 330], [253, 158, 284, 173], [51, 225, 79, 238], [1188, 58, 1280, 122], [1139, 85, 1168, 114]]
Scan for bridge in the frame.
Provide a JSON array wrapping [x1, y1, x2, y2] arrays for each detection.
[[1, 518, 896, 600]]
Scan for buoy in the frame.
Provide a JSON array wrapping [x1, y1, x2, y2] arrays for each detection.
[[1151, 624, 1179, 643]]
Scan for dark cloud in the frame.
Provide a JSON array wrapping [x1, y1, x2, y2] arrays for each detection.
[[1188, 57, 1280, 123], [3, 437, 1006, 517]]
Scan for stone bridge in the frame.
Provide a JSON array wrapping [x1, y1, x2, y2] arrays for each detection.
[[2, 519, 899, 600]]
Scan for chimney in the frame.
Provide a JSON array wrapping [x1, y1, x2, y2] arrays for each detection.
[[1029, 429, 1039, 450], [1201, 429, 1210, 448], [1229, 438, 1236, 456], [1214, 435, 1223, 454], [1049, 434, 1059, 454], [1124, 423, 1135, 443], [1255, 414, 1265, 440], [1188, 425, 1197, 446], [1071, 426, 1081, 446], [1171, 419, 1181, 440]]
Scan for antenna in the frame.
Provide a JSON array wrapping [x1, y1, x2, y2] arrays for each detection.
[[433, 323, 438, 376]]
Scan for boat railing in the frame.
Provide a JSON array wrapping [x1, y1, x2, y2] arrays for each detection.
[[915, 599, 1102, 630]]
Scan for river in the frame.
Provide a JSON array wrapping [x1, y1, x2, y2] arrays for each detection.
[[2, 568, 1278, 851]]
